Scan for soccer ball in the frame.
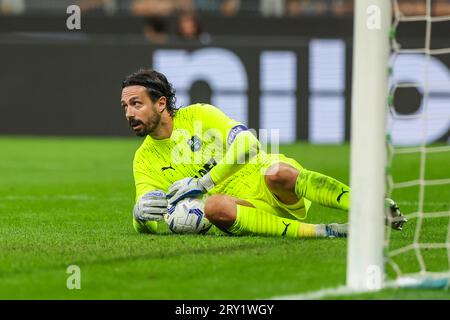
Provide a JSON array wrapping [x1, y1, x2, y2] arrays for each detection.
[[165, 197, 212, 234]]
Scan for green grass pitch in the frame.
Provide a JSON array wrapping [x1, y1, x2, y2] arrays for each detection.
[[0, 136, 449, 299]]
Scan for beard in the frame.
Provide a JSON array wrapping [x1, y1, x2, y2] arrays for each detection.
[[129, 112, 161, 137]]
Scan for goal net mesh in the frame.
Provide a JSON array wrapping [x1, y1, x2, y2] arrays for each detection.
[[385, 0, 450, 286]]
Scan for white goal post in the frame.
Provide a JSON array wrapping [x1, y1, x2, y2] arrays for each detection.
[[347, 0, 392, 291]]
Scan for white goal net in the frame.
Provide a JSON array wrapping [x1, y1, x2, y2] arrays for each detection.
[[385, 0, 450, 288]]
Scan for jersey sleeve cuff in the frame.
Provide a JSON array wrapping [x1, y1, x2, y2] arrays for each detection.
[[199, 172, 215, 192]]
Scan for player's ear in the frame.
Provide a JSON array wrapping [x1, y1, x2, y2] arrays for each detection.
[[159, 96, 167, 113]]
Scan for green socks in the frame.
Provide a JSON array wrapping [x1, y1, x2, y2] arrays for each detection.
[[227, 205, 321, 238], [295, 169, 350, 211]]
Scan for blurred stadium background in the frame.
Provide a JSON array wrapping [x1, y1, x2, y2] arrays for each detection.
[[0, 0, 448, 143], [0, 0, 449, 299]]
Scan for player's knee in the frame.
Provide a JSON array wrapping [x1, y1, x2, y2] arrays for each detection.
[[204, 195, 236, 225], [265, 163, 299, 191]]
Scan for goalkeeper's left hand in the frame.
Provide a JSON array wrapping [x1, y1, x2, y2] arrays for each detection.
[[167, 174, 215, 205]]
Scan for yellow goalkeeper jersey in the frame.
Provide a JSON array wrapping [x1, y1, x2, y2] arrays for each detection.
[[132, 103, 310, 234], [133, 103, 245, 202]]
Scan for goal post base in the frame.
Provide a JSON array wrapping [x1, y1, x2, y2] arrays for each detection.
[[385, 275, 450, 290]]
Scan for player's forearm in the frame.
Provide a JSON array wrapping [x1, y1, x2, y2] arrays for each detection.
[[208, 131, 260, 185]]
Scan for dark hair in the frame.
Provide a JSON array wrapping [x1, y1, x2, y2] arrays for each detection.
[[121, 69, 177, 116]]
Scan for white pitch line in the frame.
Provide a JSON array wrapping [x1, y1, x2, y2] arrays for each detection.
[[270, 285, 374, 300], [270, 275, 450, 300]]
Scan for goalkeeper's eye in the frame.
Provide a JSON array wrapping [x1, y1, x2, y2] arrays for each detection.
[[132, 101, 143, 109]]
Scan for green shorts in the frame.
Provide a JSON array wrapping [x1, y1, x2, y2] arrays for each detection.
[[210, 153, 311, 221]]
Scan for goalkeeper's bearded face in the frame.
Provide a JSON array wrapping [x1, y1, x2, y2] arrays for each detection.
[[121, 85, 163, 137]]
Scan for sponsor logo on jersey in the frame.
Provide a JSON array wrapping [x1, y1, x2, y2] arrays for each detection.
[[194, 158, 217, 178]]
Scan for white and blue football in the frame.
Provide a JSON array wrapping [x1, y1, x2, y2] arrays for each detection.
[[165, 197, 212, 234]]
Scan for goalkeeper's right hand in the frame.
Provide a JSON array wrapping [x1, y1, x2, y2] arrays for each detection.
[[133, 190, 168, 222]]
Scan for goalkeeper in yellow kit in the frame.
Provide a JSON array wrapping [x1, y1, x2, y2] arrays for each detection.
[[121, 69, 406, 238]]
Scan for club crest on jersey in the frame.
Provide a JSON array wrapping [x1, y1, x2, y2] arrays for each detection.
[[187, 135, 202, 152]]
